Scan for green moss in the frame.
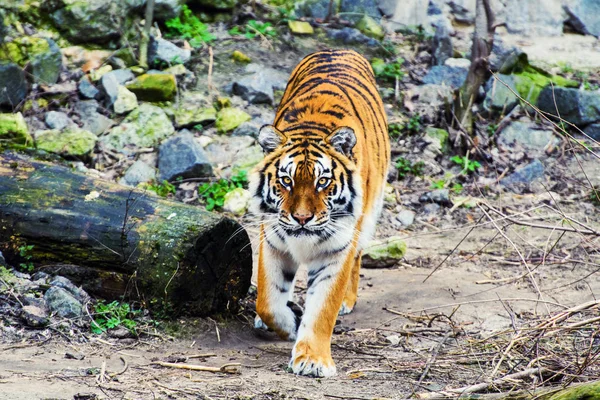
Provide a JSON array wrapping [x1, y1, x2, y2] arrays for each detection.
[[356, 15, 384, 40], [547, 381, 600, 400], [35, 128, 97, 156], [126, 74, 177, 102], [215, 108, 251, 133], [364, 238, 407, 261], [174, 107, 217, 127], [513, 66, 579, 105], [424, 127, 449, 153], [0, 113, 33, 146]]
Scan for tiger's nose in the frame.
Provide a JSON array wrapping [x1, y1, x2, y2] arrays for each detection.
[[292, 212, 314, 226]]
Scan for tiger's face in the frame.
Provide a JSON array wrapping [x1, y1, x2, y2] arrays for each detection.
[[250, 125, 362, 237]]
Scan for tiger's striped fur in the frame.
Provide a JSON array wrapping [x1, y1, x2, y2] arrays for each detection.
[[249, 49, 390, 377]]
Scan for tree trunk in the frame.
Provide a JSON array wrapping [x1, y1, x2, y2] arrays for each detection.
[[0, 151, 252, 317], [139, 0, 155, 68], [453, 0, 496, 144]]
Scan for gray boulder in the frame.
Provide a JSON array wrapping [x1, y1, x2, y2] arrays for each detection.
[[326, 27, 380, 46], [119, 160, 156, 187], [294, 0, 333, 19], [583, 123, 600, 142], [49, 276, 89, 303], [78, 77, 101, 99], [483, 74, 519, 114], [21, 305, 50, 328], [0, 62, 27, 107], [100, 69, 135, 107], [448, 0, 474, 24], [75, 100, 114, 135], [422, 65, 467, 89], [497, 121, 559, 155], [501, 159, 545, 191], [45, 111, 75, 130], [379, 0, 430, 33], [537, 87, 600, 127], [565, 0, 600, 37], [339, 0, 381, 22], [503, 0, 565, 37], [231, 65, 287, 105], [44, 286, 83, 319], [232, 111, 275, 138], [419, 189, 452, 206], [158, 131, 213, 181], [149, 36, 191, 66], [432, 24, 452, 66]]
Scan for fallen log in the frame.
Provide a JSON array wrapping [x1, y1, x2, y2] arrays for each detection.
[[0, 151, 252, 316]]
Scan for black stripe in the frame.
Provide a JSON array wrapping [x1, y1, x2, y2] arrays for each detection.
[[283, 270, 295, 282]]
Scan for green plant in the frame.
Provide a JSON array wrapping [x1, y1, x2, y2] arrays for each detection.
[[371, 57, 405, 83], [430, 179, 445, 189], [147, 180, 176, 197], [559, 62, 574, 74], [395, 158, 424, 179], [18, 244, 34, 272], [199, 170, 248, 211], [451, 183, 463, 194], [414, 25, 432, 42], [229, 20, 277, 39], [450, 155, 481, 173], [388, 123, 402, 139], [165, 5, 215, 47], [590, 188, 600, 207], [487, 123, 498, 136], [91, 301, 139, 334], [405, 115, 421, 134]]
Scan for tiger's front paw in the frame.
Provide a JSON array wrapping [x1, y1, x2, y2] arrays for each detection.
[[338, 301, 354, 316], [289, 340, 336, 377], [256, 301, 303, 341]]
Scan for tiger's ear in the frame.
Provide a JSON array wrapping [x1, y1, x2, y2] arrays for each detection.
[[258, 125, 285, 153], [327, 127, 356, 157]]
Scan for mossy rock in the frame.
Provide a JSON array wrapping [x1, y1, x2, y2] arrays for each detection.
[[0, 112, 33, 146], [513, 66, 578, 105], [288, 20, 314, 35], [126, 74, 177, 102], [174, 107, 217, 128], [547, 381, 600, 400], [0, 36, 62, 84], [424, 127, 449, 153], [231, 50, 251, 63], [363, 237, 407, 268], [356, 15, 385, 40], [35, 127, 97, 156], [215, 108, 251, 133]]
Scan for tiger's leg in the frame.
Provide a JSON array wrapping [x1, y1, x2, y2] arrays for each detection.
[[255, 227, 301, 341], [289, 250, 355, 377], [339, 251, 362, 315]]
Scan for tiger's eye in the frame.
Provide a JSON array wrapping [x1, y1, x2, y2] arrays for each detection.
[[318, 177, 329, 186], [282, 176, 292, 185]]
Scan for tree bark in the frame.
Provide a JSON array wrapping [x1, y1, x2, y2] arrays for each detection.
[[0, 151, 252, 317], [453, 0, 496, 143], [139, 0, 155, 68]]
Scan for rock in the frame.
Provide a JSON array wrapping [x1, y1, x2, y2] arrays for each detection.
[[503, 0, 565, 37], [356, 15, 385, 40], [21, 305, 49, 328], [362, 237, 407, 268], [49, 0, 136, 44], [205, 135, 263, 178], [78, 77, 101, 99], [403, 84, 453, 124], [232, 111, 275, 138], [386, 334, 401, 346], [424, 127, 449, 153], [340, 0, 381, 22], [113, 86, 138, 114], [231, 50, 251, 63], [288, 20, 314, 35], [0, 36, 62, 84], [419, 189, 452, 206], [395, 209, 415, 228], [294, 0, 333, 19], [379, 0, 430, 33], [497, 121, 559, 154], [44, 286, 82, 319], [102, 104, 175, 150], [0, 251, 6, 267], [565, 0, 600, 37], [0, 62, 28, 107], [100, 70, 135, 106], [448, 0, 474, 24], [422, 203, 440, 215], [483, 74, 519, 114], [148, 36, 191, 66], [158, 131, 213, 181], [215, 108, 252, 133], [175, 107, 217, 128], [153, 0, 182, 20], [0, 112, 33, 145], [537, 87, 600, 127], [126, 73, 177, 102], [489, 34, 524, 73], [501, 159, 545, 190], [89, 65, 113, 82], [432, 24, 452, 66], [164, 64, 196, 88], [325, 27, 380, 46], [583, 123, 600, 142], [35, 127, 98, 157], [102, 69, 135, 86], [44, 111, 74, 131], [422, 65, 468, 89], [223, 188, 251, 215], [119, 160, 156, 187], [231, 65, 287, 105], [190, 0, 238, 9], [75, 100, 114, 135], [49, 276, 89, 303]]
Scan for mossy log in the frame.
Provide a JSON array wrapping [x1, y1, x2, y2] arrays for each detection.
[[0, 151, 252, 316]]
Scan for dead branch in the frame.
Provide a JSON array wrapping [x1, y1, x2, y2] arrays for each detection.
[[152, 361, 241, 374]]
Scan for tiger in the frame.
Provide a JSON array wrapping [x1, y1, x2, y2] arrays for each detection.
[[249, 49, 390, 377]]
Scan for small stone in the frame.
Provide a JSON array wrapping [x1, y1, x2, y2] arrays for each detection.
[[158, 131, 213, 181], [501, 159, 545, 190], [422, 65, 468, 89], [49, 276, 89, 303], [419, 189, 452, 206], [288, 20, 314, 35], [215, 108, 252, 133], [89, 65, 113, 81], [0, 112, 33, 145], [35, 127, 97, 157], [362, 237, 407, 268], [483, 74, 519, 114], [0, 36, 62, 84], [0, 62, 28, 107], [356, 15, 384, 40], [44, 286, 83, 319], [325, 27, 380, 46], [223, 188, 251, 215], [174, 107, 217, 128], [164, 64, 196, 87], [395, 209, 415, 227], [113, 86, 138, 114], [119, 160, 156, 187], [103, 69, 135, 86], [424, 127, 449, 153], [231, 50, 251, 63], [126, 74, 177, 102], [386, 334, 401, 346], [108, 327, 134, 339], [45, 111, 74, 131], [21, 305, 50, 328], [231, 65, 288, 105], [423, 203, 440, 215], [149, 36, 191, 66], [497, 121, 559, 155], [583, 123, 600, 142], [75, 100, 114, 136], [78, 77, 101, 99]]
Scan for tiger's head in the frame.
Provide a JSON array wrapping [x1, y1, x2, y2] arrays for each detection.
[[249, 125, 363, 237]]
